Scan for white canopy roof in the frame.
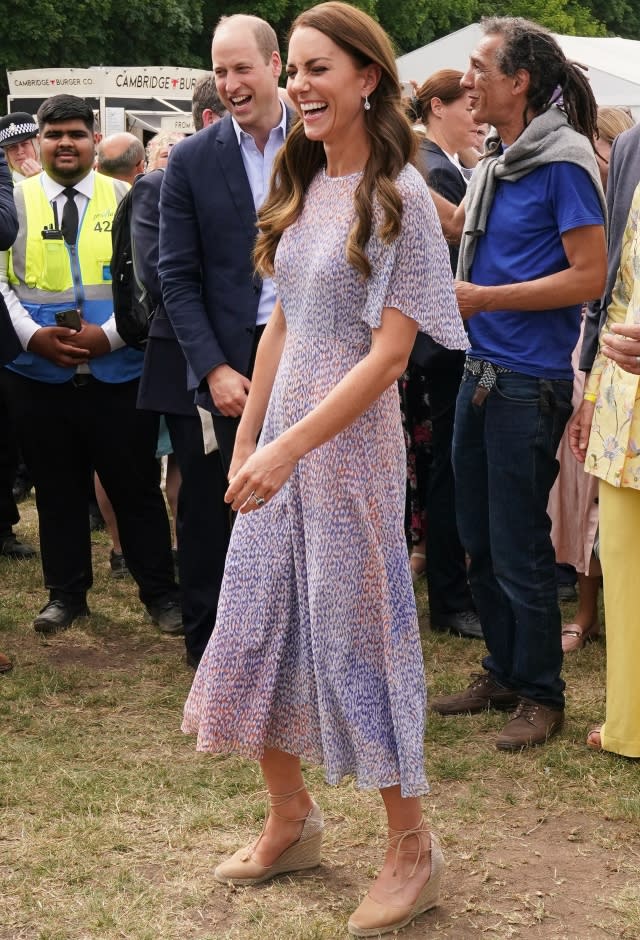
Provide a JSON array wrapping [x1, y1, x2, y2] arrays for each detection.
[[397, 24, 640, 110]]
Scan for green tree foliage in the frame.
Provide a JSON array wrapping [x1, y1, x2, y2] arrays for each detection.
[[2, 0, 202, 112], [584, 0, 640, 38], [3, 0, 638, 114]]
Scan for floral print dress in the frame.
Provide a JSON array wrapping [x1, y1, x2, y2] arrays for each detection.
[[182, 165, 467, 797], [585, 183, 640, 486]]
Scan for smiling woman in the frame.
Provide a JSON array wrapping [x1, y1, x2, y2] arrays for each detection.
[[182, 4, 468, 936], [256, 4, 416, 279]]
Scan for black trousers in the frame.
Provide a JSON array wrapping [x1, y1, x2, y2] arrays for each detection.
[[0, 370, 19, 533], [165, 413, 231, 662], [4, 370, 178, 608], [422, 350, 475, 618]]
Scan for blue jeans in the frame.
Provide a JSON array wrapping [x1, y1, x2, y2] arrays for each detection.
[[453, 368, 573, 709]]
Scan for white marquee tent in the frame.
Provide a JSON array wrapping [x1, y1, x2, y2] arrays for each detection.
[[397, 24, 640, 112]]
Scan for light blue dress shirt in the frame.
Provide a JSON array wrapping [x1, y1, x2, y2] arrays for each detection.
[[232, 101, 287, 326]]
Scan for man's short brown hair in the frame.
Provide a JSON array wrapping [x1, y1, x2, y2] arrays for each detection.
[[214, 14, 280, 64]]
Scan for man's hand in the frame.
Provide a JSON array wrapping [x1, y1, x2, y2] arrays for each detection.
[[206, 363, 251, 417], [455, 280, 489, 320], [567, 400, 596, 463], [601, 323, 640, 375], [27, 326, 90, 367], [19, 158, 42, 178], [66, 322, 111, 358]]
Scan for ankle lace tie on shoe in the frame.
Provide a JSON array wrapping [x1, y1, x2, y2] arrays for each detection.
[[240, 784, 314, 863], [387, 817, 431, 881]]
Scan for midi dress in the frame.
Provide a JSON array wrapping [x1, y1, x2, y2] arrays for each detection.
[[182, 163, 468, 797]]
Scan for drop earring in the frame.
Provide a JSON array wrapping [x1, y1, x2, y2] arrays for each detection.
[[363, 95, 371, 111]]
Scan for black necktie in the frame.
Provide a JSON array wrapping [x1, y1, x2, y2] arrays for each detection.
[[61, 187, 79, 245]]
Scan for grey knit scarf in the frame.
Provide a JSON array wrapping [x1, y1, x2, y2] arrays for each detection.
[[457, 106, 606, 281]]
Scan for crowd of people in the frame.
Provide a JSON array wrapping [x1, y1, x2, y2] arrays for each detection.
[[1, 5, 639, 936]]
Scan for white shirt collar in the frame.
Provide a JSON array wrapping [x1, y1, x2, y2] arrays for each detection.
[[41, 169, 95, 201], [231, 99, 287, 148]]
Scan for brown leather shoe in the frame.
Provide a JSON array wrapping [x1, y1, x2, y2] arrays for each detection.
[[431, 671, 518, 715], [0, 652, 13, 673], [496, 699, 564, 750]]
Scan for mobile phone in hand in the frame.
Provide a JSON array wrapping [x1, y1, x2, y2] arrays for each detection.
[[55, 308, 82, 331]]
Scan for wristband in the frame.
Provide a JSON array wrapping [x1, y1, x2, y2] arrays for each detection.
[[583, 393, 597, 403]]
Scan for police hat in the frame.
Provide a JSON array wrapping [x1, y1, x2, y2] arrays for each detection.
[[0, 112, 39, 149]]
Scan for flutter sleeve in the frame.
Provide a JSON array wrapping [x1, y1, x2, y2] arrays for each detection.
[[361, 164, 468, 351]]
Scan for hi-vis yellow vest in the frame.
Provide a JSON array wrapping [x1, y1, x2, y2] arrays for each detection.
[[7, 171, 143, 383]]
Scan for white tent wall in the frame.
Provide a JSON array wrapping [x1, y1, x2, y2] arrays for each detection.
[[397, 24, 640, 118]]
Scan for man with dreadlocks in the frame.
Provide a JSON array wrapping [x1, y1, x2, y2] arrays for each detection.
[[431, 17, 607, 750]]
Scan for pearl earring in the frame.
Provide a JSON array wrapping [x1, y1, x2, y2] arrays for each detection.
[[363, 95, 371, 111]]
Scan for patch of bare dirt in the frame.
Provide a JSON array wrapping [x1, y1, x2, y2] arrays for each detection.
[[180, 808, 638, 939], [44, 635, 173, 670]]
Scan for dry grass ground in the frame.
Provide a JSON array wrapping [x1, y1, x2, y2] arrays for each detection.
[[1, 498, 639, 939]]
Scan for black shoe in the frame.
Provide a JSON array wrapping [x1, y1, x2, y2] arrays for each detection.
[[430, 609, 484, 640], [12, 480, 32, 503], [0, 533, 37, 560], [109, 550, 129, 580], [146, 599, 183, 636], [33, 599, 90, 635], [185, 650, 200, 670]]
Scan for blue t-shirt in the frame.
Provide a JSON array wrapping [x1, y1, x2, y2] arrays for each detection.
[[467, 162, 604, 379]]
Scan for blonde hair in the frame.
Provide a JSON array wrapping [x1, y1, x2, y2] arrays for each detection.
[[254, 1, 415, 280], [596, 106, 635, 144], [145, 132, 185, 171]]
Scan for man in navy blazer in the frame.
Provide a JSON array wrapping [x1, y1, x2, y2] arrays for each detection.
[[158, 13, 289, 474], [135, 151, 229, 670], [153, 14, 288, 664]]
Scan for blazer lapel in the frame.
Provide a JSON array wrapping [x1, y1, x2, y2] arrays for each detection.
[[215, 116, 257, 239]]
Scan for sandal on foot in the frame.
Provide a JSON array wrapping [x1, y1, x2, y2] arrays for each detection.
[[586, 725, 602, 750], [561, 621, 600, 653], [214, 786, 323, 886], [348, 823, 445, 937]]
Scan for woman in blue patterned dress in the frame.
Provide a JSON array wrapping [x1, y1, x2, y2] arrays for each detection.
[[182, 3, 468, 935]]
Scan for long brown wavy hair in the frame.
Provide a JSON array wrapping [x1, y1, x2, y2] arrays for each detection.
[[254, 1, 416, 280]]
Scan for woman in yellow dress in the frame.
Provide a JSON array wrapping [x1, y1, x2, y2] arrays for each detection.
[[569, 180, 640, 757]]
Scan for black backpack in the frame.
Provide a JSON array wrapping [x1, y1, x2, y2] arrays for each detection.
[[111, 180, 154, 350]]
